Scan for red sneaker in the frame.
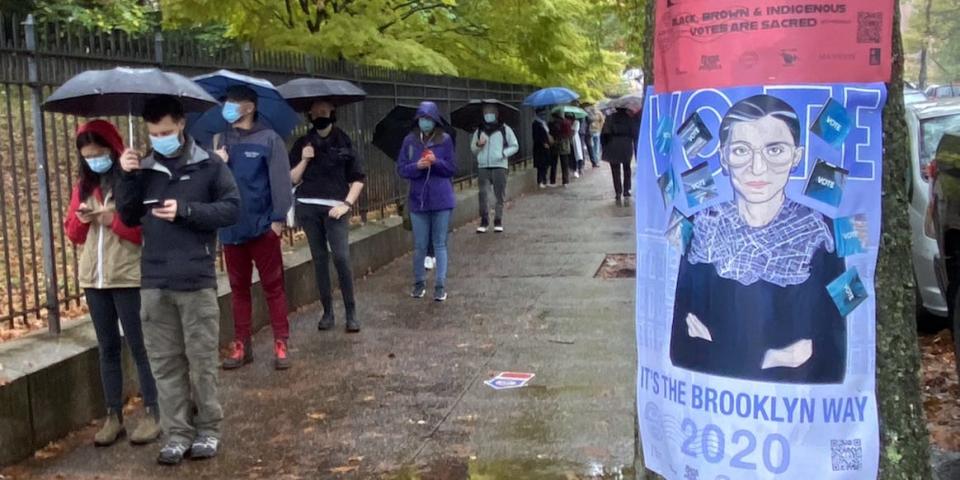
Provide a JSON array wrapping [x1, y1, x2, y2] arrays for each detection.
[[274, 339, 290, 370], [222, 339, 252, 370]]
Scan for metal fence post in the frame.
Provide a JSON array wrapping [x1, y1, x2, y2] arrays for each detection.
[[24, 15, 61, 334], [242, 42, 252, 71], [154, 31, 164, 66]]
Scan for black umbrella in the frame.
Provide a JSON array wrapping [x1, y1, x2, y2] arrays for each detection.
[[372, 104, 456, 161], [450, 99, 519, 132], [278, 78, 367, 111]]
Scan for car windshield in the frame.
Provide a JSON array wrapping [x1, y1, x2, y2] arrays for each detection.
[[920, 113, 960, 169], [936, 86, 960, 98]]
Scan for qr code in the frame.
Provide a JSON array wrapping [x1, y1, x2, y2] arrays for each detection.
[[831, 439, 863, 471], [857, 12, 882, 43]]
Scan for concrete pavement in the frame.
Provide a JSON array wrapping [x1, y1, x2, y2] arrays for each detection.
[[3, 164, 638, 479]]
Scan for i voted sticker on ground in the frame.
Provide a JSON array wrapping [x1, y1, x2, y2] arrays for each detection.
[[484, 372, 535, 390]]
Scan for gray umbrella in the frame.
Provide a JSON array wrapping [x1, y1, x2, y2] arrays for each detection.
[[43, 67, 219, 116], [277, 78, 367, 111]]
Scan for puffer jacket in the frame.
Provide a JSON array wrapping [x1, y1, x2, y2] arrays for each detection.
[[64, 184, 142, 289]]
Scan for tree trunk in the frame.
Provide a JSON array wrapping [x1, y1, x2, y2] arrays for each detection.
[[919, 0, 932, 89], [635, 1, 932, 479]]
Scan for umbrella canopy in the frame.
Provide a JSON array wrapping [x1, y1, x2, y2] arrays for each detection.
[[522, 87, 579, 107], [551, 105, 588, 119], [277, 78, 367, 111], [608, 92, 644, 113], [372, 104, 456, 161], [42, 67, 218, 116], [188, 69, 300, 145], [450, 99, 519, 132]]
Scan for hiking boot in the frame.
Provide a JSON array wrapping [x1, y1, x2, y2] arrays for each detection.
[[274, 339, 291, 370], [189, 435, 220, 460], [434, 286, 448, 302], [411, 283, 426, 298], [494, 220, 504, 233], [222, 339, 253, 370], [94, 410, 125, 447], [130, 407, 162, 445], [157, 440, 189, 465], [345, 307, 361, 333]]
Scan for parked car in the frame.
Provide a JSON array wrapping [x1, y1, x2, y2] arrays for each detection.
[[905, 87, 928, 105], [928, 130, 960, 372], [926, 84, 960, 100], [907, 100, 960, 319]]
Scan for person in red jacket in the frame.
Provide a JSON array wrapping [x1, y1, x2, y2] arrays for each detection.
[[64, 120, 160, 447]]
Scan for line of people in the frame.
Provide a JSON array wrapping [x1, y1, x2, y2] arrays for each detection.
[[63, 84, 520, 465]]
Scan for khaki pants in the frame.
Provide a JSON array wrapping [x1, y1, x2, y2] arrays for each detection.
[[141, 288, 222, 444]]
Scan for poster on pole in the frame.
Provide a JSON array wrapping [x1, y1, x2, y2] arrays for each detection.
[[653, 0, 894, 92], [635, 83, 885, 479]]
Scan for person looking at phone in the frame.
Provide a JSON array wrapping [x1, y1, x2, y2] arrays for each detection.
[[64, 119, 161, 448], [115, 94, 240, 466]]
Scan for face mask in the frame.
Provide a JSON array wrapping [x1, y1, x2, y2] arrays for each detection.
[[311, 116, 333, 130], [85, 155, 113, 174], [150, 133, 182, 157], [418, 118, 435, 133], [222, 102, 244, 124], [483, 113, 497, 124]]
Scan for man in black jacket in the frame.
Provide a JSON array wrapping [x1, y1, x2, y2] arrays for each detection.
[[115, 95, 240, 466]]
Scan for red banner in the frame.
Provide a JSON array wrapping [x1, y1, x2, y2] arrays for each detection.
[[653, 1, 894, 92]]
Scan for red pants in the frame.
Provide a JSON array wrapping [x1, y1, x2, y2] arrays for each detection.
[[224, 231, 289, 341]]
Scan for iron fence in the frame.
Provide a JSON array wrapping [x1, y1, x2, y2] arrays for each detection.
[[0, 13, 536, 334]]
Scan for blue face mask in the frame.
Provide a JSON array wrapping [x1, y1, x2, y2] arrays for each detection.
[[150, 133, 182, 157], [222, 102, 244, 124], [85, 155, 113, 174], [418, 118, 435, 133], [483, 113, 497, 124]]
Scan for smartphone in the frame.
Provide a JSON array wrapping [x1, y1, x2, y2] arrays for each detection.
[[143, 199, 162, 209]]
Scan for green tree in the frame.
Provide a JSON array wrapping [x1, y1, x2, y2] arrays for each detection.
[[903, 0, 960, 86], [32, 0, 158, 33], [638, 1, 933, 479]]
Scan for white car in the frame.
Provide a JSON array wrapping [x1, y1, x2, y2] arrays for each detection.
[[907, 99, 960, 318]]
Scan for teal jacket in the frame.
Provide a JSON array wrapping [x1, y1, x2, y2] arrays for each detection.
[[471, 124, 519, 169]]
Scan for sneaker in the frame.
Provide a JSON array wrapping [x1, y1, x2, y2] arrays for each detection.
[[424, 256, 436, 270], [221, 339, 252, 370], [274, 339, 291, 370], [477, 220, 488, 234], [345, 308, 361, 333], [129, 407, 162, 445], [623, 190, 632, 198], [494, 220, 503, 233], [434, 286, 448, 302], [190, 435, 219, 460], [548, 183, 557, 188], [411, 283, 426, 298], [574, 171, 580, 179], [157, 440, 190, 465], [94, 410, 125, 447], [318, 309, 335, 331], [538, 183, 546, 189]]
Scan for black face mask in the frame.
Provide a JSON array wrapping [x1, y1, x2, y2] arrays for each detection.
[[311, 116, 334, 130]]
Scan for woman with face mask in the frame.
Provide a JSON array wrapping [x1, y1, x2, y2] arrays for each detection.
[[289, 100, 366, 333], [64, 120, 161, 447], [397, 101, 458, 301]]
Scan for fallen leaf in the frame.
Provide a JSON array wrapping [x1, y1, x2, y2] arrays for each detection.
[[362, 395, 375, 402], [329, 465, 359, 474], [307, 412, 328, 421], [348, 456, 364, 464]]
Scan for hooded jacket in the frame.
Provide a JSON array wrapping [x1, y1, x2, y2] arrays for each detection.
[[115, 136, 241, 291], [601, 109, 640, 165], [216, 121, 293, 245], [470, 123, 519, 169], [397, 102, 457, 213], [64, 120, 142, 289]]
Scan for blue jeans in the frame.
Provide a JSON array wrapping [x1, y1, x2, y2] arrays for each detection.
[[590, 133, 602, 165], [411, 209, 451, 289]]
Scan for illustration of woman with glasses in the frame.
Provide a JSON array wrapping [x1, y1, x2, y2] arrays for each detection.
[[669, 94, 847, 384]]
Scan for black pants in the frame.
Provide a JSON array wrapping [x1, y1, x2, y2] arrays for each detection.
[[549, 154, 571, 185], [298, 203, 356, 312], [85, 287, 158, 412], [611, 162, 632, 196]]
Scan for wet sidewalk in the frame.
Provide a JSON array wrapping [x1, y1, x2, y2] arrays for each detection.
[[3, 166, 638, 480]]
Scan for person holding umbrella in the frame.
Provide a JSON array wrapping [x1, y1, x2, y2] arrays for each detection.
[[532, 107, 553, 188], [208, 84, 295, 371], [63, 119, 160, 447], [115, 94, 241, 465], [288, 99, 365, 333], [601, 106, 641, 204], [397, 101, 457, 301]]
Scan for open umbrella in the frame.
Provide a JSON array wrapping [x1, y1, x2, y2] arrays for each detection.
[[188, 69, 299, 146], [608, 92, 644, 114], [372, 104, 456, 161], [551, 105, 588, 119], [522, 87, 579, 107], [450, 99, 519, 132], [277, 78, 367, 111], [42, 67, 219, 140]]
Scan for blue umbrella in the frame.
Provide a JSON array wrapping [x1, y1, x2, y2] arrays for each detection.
[[522, 87, 579, 107], [188, 69, 299, 147]]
